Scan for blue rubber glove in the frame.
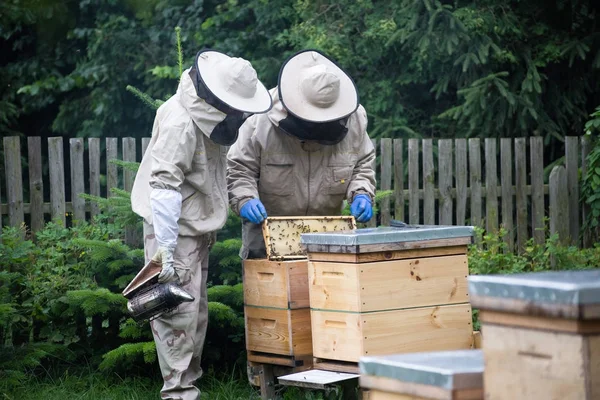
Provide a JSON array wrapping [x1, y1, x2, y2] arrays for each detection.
[[350, 194, 373, 223], [240, 198, 268, 224]]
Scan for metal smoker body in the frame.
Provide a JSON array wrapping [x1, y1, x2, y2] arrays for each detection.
[[122, 260, 194, 321]]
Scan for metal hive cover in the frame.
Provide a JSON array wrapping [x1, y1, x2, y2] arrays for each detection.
[[359, 350, 484, 390], [300, 225, 474, 246], [468, 269, 600, 305]]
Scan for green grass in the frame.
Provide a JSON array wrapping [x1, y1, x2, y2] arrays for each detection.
[[1, 371, 261, 400]]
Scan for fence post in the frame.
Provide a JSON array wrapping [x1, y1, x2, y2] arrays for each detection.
[[438, 139, 453, 225], [468, 139, 482, 227], [530, 137, 544, 245], [3, 137, 24, 231], [549, 165, 568, 245], [422, 139, 434, 225], [485, 138, 498, 233], [514, 138, 527, 252], [455, 139, 467, 226], [141, 137, 151, 158], [106, 138, 118, 197], [500, 138, 514, 251], [408, 139, 420, 225], [380, 139, 392, 226], [393, 139, 404, 222], [70, 138, 86, 224], [122, 137, 136, 192], [565, 136, 580, 245], [28, 137, 44, 234], [89, 138, 101, 218], [48, 137, 66, 226]]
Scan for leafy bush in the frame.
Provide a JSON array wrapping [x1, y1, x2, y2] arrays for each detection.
[[0, 190, 247, 394], [468, 227, 600, 329], [581, 105, 600, 242]]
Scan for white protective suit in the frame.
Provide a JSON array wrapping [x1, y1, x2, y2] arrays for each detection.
[[130, 68, 230, 400], [227, 88, 376, 259]]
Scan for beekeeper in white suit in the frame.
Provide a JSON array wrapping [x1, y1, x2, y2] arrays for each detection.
[[227, 49, 376, 259], [130, 49, 272, 400]]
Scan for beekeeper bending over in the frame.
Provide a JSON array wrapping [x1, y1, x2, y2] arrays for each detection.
[[227, 49, 376, 259], [130, 50, 272, 400]]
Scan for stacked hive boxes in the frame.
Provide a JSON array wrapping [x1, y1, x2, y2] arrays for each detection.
[[243, 217, 355, 369], [469, 270, 600, 400], [301, 225, 476, 372]]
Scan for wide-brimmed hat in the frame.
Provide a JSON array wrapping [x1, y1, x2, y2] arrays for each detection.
[[196, 49, 272, 113], [278, 49, 359, 123]]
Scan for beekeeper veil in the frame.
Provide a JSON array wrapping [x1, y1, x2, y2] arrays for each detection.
[[277, 49, 359, 145], [190, 49, 272, 145]]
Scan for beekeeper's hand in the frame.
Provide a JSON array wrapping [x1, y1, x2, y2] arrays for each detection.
[[350, 194, 373, 223], [153, 246, 177, 283], [240, 198, 267, 224]]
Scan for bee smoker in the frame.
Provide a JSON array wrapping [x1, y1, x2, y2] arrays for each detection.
[[122, 260, 195, 322]]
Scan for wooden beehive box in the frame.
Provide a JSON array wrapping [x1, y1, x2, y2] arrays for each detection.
[[244, 216, 356, 368], [469, 270, 600, 400], [244, 259, 312, 367], [359, 350, 484, 400], [301, 225, 475, 372], [262, 216, 356, 260]]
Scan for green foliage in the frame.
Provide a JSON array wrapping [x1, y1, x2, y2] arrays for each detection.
[[99, 342, 157, 371], [581, 105, 600, 240], [2, 0, 599, 155], [467, 227, 600, 329], [1, 371, 260, 400], [469, 227, 600, 275]]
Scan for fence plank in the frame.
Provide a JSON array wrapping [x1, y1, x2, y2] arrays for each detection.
[[530, 137, 544, 245], [408, 139, 420, 225], [485, 138, 498, 233], [3, 137, 24, 229], [439, 139, 453, 225], [455, 139, 467, 226], [380, 139, 392, 226], [515, 138, 527, 251], [69, 138, 86, 224], [500, 138, 514, 251], [48, 137, 66, 225], [422, 139, 434, 225], [469, 139, 482, 227], [141, 137, 151, 158], [549, 165, 568, 244], [393, 139, 404, 222], [565, 136, 579, 245], [581, 136, 592, 247], [89, 138, 101, 218], [106, 138, 118, 198], [122, 137, 136, 192], [28, 137, 44, 233]]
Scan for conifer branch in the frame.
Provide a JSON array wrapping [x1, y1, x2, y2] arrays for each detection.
[[175, 26, 183, 79], [126, 85, 162, 110]]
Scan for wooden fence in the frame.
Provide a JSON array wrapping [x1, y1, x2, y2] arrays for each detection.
[[0, 136, 593, 249]]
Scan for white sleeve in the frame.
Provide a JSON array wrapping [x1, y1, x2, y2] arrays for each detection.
[[150, 188, 182, 249]]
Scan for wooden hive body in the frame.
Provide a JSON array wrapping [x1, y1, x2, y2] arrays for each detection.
[[469, 270, 600, 400], [243, 259, 313, 368], [302, 225, 476, 373], [243, 216, 356, 369]]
